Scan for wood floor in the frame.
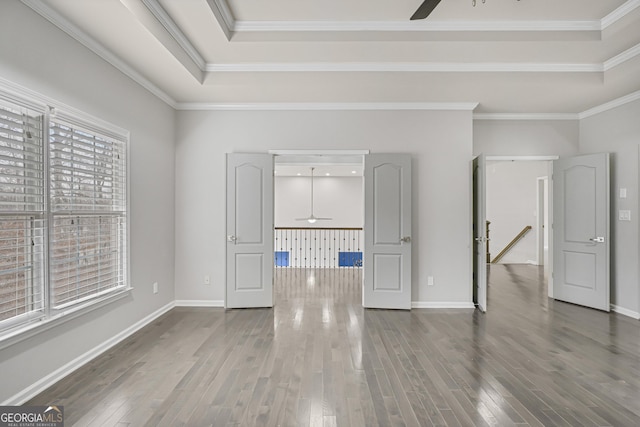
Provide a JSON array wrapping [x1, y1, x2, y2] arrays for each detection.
[[29, 265, 640, 426]]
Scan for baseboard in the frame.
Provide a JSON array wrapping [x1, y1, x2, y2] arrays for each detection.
[[175, 300, 225, 307], [4, 301, 176, 405], [411, 301, 475, 309], [611, 304, 640, 320]]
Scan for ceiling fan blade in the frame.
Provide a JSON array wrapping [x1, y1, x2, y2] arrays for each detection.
[[410, 0, 442, 20], [295, 216, 333, 222]]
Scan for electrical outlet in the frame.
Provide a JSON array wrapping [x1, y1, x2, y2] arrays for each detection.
[[204, 275, 210, 285], [619, 210, 631, 221], [427, 276, 434, 286], [153, 282, 158, 294]]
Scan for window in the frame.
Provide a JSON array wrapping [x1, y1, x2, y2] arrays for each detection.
[[0, 100, 45, 327], [0, 89, 128, 338], [49, 119, 127, 309]]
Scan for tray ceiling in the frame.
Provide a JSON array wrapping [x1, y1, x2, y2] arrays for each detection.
[[18, 0, 640, 114]]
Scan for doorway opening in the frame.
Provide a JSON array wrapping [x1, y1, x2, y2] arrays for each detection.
[[226, 151, 412, 310], [273, 154, 365, 303], [477, 156, 556, 311]]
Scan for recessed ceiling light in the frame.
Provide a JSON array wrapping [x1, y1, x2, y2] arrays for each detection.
[[351, 170, 356, 174], [297, 173, 301, 176], [325, 173, 330, 176]]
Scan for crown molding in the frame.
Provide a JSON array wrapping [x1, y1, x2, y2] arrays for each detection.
[[206, 0, 235, 40], [175, 102, 479, 111], [139, 0, 206, 71], [20, 0, 177, 108], [119, 0, 204, 81], [601, 0, 640, 29], [579, 90, 640, 119], [604, 42, 640, 71], [473, 113, 579, 121], [474, 91, 640, 121], [216, 0, 640, 37], [233, 19, 601, 34], [206, 62, 602, 73]]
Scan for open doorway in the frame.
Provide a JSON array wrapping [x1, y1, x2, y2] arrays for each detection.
[[486, 160, 551, 271], [273, 154, 365, 303], [474, 156, 556, 312]]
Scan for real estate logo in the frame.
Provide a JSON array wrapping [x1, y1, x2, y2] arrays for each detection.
[[0, 406, 63, 427]]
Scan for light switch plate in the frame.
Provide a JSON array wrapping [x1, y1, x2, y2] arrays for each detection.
[[619, 210, 631, 221], [620, 188, 627, 199]]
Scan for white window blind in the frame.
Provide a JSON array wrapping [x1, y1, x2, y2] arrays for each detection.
[[49, 119, 127, 309], [0, 100, 45, 327], [0, 83, 129, 338]]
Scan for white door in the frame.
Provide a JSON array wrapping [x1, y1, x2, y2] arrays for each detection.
[[472, 154, 487, 312], [553, 153, 610, 311], [226, 153, 273, 308], [363, 154, 412, 309]]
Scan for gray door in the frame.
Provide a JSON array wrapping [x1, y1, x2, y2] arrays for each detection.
[[363, 154, 412, 309], [472, 154, 487, 312], [553, 153, 610, 311], [226, 153, 273, 308]]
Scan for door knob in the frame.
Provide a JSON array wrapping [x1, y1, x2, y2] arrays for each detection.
[[589, 237, 605, 243], [227, 235, 237, 242], [400, 236, 411, 243]]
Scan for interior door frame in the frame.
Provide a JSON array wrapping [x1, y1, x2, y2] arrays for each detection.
[[536, 176, 547, 267], [472, 154, 487, 312], [482, 156, 558, 299]]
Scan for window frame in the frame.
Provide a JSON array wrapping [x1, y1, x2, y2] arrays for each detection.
[[0, 81, 131, 350]]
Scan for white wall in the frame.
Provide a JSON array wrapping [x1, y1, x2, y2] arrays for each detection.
[[175, 109, 474, 305], [579, 99, 640, 318], [486, 161, 549, 264], [0, 2, 175, 403], [474, 119, 579, 156], [275, 176, 363, 228]]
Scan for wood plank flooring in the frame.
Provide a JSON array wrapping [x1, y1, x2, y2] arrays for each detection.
[[29, 265, 640, 426]]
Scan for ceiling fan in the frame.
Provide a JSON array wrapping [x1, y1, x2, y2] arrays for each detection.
[[411, 0, 508, 20], [296, 167, 332, 224], [410, 0, 442, 20]]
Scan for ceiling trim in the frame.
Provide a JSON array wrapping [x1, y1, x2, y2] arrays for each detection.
[[604, 42, 640, 71], [216, 0, 640, 36], [233, 20, 601, 34], [137, 0, 206, 70], [601, 0, 640, 29], [15, 0, 640, 119], [473, 113, 579, 121], [207, 0, 235, 39], [206, 62, 603, 73], [579, 89, 640, 119], [118, 0, 204, 81], [20, 0, 177, 108], [175, 102, 479, 111]]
